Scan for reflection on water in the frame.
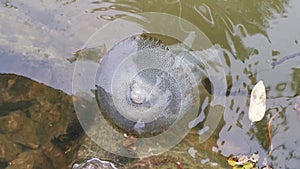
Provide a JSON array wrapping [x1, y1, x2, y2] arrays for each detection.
[[87, 0, 288, 61], [0, 0, 300, 168]]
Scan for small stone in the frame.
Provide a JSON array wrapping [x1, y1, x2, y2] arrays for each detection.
[[72, 158, 118, 169]]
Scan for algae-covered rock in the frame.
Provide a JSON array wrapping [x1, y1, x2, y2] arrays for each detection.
[[0, 74, 79, 168]]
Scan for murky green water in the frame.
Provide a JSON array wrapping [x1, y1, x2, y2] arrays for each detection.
[[1, 0, 300, 168]]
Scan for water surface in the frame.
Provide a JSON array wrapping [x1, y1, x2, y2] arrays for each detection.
[[1, 0, 300, 168]]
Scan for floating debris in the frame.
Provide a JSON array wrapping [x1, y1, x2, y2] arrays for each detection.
[[227, 152, 259, 169], [294, 96, 300, 112], [272, 51, 300, 68], [261, 157, 273, 169], [122, 134, 138, 151], [188, 147, 197, 158], [266, 111, 280, 156], [248, 80, 266, 124]]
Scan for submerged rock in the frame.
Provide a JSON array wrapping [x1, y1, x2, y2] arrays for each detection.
[[0, 74, 77, 169]]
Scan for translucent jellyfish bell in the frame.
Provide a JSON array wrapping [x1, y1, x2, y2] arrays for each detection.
[[95, 34, 200, 136]]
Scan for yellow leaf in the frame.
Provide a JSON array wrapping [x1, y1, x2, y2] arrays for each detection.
[[228, 157, 238, 166], [232, 162, 254, 169]]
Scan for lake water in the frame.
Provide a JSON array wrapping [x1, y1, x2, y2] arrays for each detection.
[[0, 0, 300, 168]]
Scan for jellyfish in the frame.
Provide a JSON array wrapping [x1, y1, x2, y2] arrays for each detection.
[[95, 34, 202, 137]]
